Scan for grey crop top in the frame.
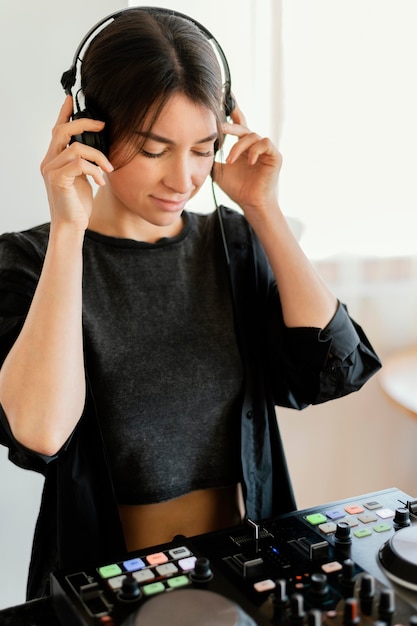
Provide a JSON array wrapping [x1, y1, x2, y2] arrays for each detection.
[[82, 211, 244, 505]]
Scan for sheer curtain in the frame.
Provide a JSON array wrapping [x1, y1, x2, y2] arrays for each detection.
[[279, 0, 417, 356]]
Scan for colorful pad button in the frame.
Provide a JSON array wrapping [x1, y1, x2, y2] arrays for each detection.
[[357, 513, 378, 524], [319, 522, 337, 534], [167, 575, 190, 589], [178, 556, 197, 571], [156, 563, 178, 576], [373, 523, 391, 533], [337, 516, 359, 528], [305, 513, 327, 525], [325, 509, 345, 520], [133, 569, 155, 583], [353, 528, 372, 538], [146, 552, 168, 566], [106, 574, 127, 591], [98, 563, 123, 579], [168, 546, 192, 559], [321, 561, 343, 574], [254, 579, 276, 593], [142, 581, 165, 596], [123, 557, 145, 572], [376, 508, 395, 519], [344, 505, 364, 515], [363, 500, 383, 510]]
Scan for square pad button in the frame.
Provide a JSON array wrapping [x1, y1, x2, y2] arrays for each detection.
[[357, 513, 378, 524], [178, 556, 197, 572], [373, 523, 391, 533], [98, 564, 122, 579], [156, 563, 178, 577], [337, 516, 359, 528], [146, 552, 168, 566], [168, 546, 192, 560], [321, 561, 343, 574], [344, 505, 364, 515], [305, 513, 327, 526], [167, 575, 189, 589], [376, 508, 395, 519], [354, 528, 372, 538], [142, 581, 165, 596], [325, 509, 345, 521], [133, 569, 155, 583], [107, 574, 126, 591], [363, 500, 383, 510], [319, 522, 337, 534], [123, 557, 145, 572]]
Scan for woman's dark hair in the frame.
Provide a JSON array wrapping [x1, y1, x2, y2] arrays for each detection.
[[81, 8, 225, 162]]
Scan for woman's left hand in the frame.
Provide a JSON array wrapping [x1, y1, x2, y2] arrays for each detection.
[[212, 102, 282, 219]]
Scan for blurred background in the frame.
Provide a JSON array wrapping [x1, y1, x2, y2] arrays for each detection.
[[1, 0, 417, 609]]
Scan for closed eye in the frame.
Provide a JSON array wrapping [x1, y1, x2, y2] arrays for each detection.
[[140, 149, 165, 159], [193, 149, 214, 158], [140, 148, 214, 159]]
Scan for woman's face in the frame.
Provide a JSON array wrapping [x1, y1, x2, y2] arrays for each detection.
[[102, 93, 218, 239]]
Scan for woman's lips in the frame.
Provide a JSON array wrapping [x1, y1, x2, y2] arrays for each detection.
[[151, 196, 188, 212]]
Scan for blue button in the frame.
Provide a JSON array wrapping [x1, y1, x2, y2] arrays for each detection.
[[123, 557, 146, 572]]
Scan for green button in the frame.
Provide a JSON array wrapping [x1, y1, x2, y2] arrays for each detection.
[[167, 575, 189, 589], [142, 581, 165, 596], [373, 523, 391, 533], [98, 563, 123, 578], [305, 513, 327, 526], [353, 528, 372, 538]]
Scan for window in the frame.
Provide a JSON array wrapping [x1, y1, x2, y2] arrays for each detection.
[[279, 0, 417, 260]]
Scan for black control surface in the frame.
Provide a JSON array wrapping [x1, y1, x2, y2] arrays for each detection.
[[47, 487, 417, 625]]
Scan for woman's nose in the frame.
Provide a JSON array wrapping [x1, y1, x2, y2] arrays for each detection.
[[163, 156, 194, 195]]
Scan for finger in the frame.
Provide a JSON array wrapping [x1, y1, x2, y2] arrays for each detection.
[[225, 132, 263, 163], [45, 155, 108, 189], [41, 141, 113, 182], [43, 117, 108, 167], [228, 135, 279, 168], [245, 138, 279, 166], [222, 121, 254, 139], [52, 95, 73, 128]]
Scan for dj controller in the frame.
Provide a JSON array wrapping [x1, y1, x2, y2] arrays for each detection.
[[50, 487, 417, 625]]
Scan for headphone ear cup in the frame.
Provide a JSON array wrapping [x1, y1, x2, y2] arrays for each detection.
[[69, 109, 109, 156], [224, 91, 235, 118]]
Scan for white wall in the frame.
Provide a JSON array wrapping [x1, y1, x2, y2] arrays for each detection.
[[0, 0, 128, 234], [0, 0, 278, 609], [0, 0, 126, 609]]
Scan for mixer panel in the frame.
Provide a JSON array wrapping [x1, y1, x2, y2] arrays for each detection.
[[51, 487, 417, 625]]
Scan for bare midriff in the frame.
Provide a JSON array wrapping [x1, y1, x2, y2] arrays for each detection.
[[118, 484, 244, 552]]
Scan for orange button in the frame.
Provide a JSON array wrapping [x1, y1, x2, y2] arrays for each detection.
[[344, 505, 364, 514]]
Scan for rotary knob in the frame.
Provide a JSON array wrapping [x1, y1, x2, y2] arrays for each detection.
[[190, 556, 213, 583], [393, 507, 411, 530], [118, 574, 141, 602]]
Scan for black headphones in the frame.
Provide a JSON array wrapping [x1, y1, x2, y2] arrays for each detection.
[[61, 7, 235, 155]]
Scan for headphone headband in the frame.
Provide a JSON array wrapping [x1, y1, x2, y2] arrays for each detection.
[[61, 6, 234, 117]]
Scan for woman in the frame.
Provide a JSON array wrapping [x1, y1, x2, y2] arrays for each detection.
[[0, 7, 381, 599]]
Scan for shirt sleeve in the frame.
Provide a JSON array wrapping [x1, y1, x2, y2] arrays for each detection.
[[0, 231, 46, 367], [272, 301, 382, 408], [0, 231, 53, 471]]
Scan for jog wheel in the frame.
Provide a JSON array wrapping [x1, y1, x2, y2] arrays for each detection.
[[123, 588, 257, 625], [379, 525, 417, 591]]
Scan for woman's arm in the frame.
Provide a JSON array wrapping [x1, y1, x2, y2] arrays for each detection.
[[213, 102, 337, 329], [0, 97, 113, 456]]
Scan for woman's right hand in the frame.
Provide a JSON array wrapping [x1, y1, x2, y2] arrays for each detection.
[[40, 95, 114, 231]]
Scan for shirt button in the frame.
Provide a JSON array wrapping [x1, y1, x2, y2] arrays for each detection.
[[246, 410, 253, 419]]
